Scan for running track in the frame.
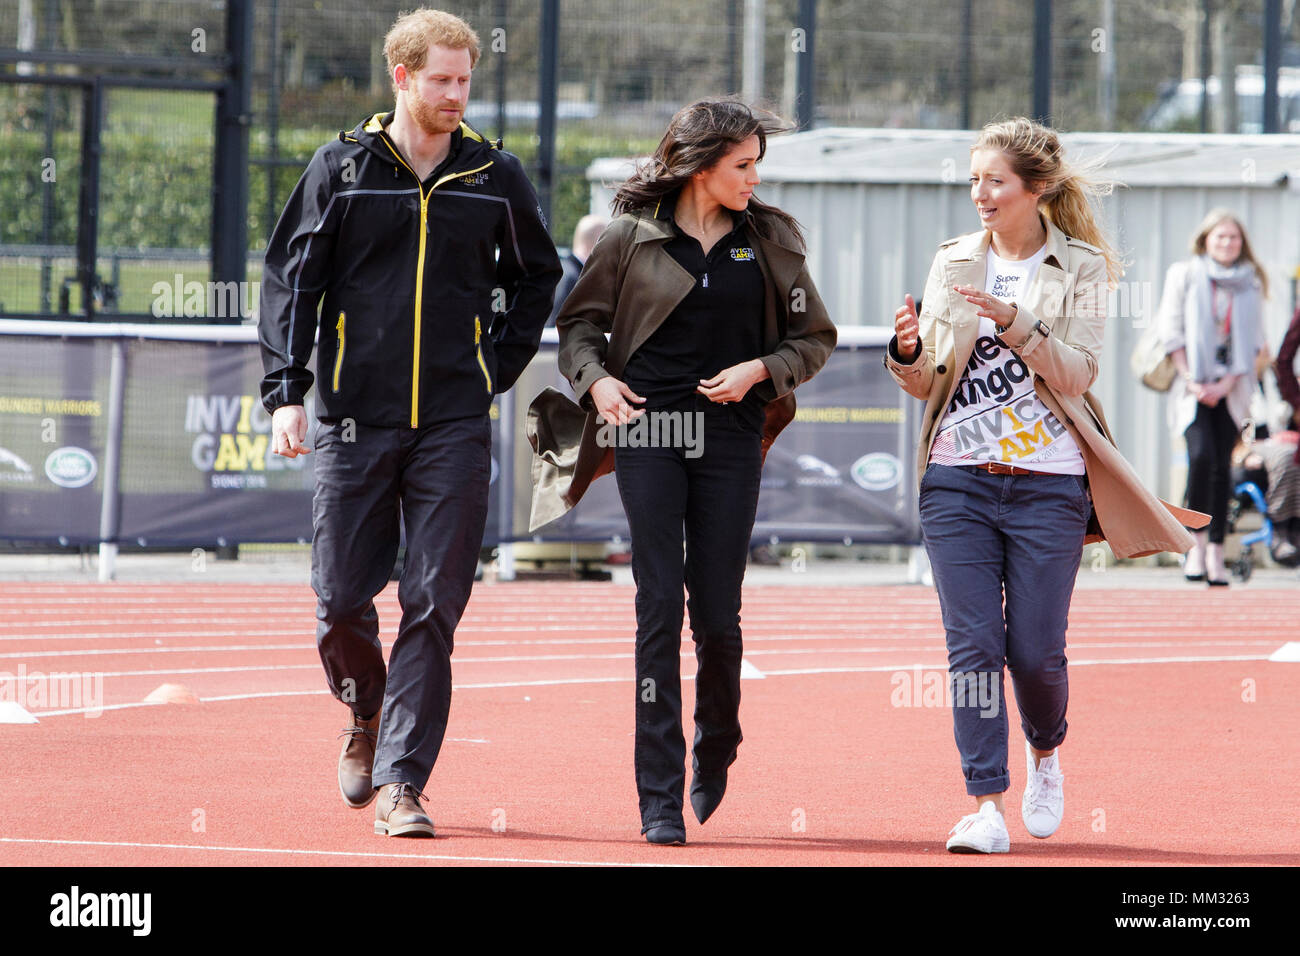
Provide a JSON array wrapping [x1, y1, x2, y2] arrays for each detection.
[[1, 581, 1296, 867]]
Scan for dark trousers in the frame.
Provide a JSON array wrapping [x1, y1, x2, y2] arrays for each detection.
[[310, 414, 491, 791], [613, 397, 763, 831], [919, 464, 1089, 796], [1184, 399, 1239, 543]]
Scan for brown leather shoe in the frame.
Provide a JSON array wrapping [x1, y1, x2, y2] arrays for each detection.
[[374, 782, 436, 837], [337, 708, 381, 809]]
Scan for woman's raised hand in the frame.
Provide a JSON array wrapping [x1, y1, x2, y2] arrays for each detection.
[[589, 375, 646, 425], [894, 294, 921, 357]]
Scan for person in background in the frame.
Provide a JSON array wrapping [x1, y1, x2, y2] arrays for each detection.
[[1157, 209, 1270, 586], [546, 215, 609, 327]]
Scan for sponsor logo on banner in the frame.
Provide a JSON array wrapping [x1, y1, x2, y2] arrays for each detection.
[[794, 454, 843, 487], [44, 447, 97, 488], [185, 393, 307, 489], [850, 452, 902, 491], [0, 447, 35, 484]]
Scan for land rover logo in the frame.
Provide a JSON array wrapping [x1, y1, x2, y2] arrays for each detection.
[[850, 452, 901, 491], [44, 447, 97, 489]]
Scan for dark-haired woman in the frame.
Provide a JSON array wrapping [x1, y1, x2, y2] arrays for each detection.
[[528, 99, 835, 844], [887, 117, 1201, 853]]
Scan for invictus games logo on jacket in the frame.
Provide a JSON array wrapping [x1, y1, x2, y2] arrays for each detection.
[[459, 171, 489, 186], [730, 247, 755, 261]]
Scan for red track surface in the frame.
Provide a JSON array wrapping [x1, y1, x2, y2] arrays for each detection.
[[1, 581, 1296, 866]]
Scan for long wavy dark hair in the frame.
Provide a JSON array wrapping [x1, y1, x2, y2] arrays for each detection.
[[611, 98, 804, 248]]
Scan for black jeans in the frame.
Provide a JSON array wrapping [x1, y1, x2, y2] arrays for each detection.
[[1184, 399, 1238, 543], [310, 414, 491, 791], [612, 396, 763, 831]]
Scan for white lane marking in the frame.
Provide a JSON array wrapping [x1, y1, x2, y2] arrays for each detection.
[[0, 644, 309, 660], [2, 664, 320, 678], [740, 659, 765, 679], [2, 637, 1280, 669], [0, 837, 693, 868], [1268, 642, 1300, 662], [0, 701, 39, 723], [26, 653, 1275, 718]]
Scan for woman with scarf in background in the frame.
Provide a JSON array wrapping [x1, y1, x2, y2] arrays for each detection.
[[1157, 210, 1270, 586]]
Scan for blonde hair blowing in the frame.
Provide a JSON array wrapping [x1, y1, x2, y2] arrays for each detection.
[[384, 8, 481, 96], [974, 117, 1123, 287], [1190, 207, 1269, 299]]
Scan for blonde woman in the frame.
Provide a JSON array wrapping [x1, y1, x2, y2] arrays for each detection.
[[1157, 210, 1270, 586], [887, 118, 1201, 854]]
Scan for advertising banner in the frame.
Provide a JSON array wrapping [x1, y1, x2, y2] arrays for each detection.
[[0, 335, 110, 543], [529, 342, 921, 545], [0, 324, 915, 548]]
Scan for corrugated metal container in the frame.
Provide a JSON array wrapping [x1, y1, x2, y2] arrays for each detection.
[[587, 129, 1300, 508]]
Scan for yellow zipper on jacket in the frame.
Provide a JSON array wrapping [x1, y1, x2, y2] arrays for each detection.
[[331, 311, 346, 393], [378, 136, 494, 427], [474, 315, 493, 395]]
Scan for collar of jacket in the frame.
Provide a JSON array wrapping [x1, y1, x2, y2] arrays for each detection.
[[625, 195, 809, 327], [605, 200, 808, 382], [341, 111, 492, 166], [629, 192, 805, 257], [943, 214, 1070, 268], [939, 216, 1073, 333]]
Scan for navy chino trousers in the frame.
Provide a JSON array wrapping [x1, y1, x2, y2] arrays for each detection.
[[311, 414, 491, 792], [919, 463, 1090, 796]]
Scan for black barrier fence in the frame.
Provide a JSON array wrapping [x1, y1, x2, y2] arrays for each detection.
[[0, 323, 918, 551]]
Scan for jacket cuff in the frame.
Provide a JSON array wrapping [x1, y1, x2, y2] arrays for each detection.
[[757, 353, 794, 400], [885, 334, 923, 370], [996, 302, 1040, 351], [571, 361, 610, 410]]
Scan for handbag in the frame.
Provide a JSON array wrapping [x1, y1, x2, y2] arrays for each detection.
[[1131, 321, 1176, 392]]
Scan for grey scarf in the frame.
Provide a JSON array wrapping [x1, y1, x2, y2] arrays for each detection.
[[1185, 255, 1261, 383]]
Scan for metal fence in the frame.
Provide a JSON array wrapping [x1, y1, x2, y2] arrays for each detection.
[[2, 0, 1298, 325]]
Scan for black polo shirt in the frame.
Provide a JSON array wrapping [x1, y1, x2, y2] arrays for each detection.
[[622, 193, 767, 432]]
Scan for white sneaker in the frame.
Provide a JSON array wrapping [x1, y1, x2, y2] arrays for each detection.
[[1022, 741, 1064, 838], [946, 801, 1010, 854]]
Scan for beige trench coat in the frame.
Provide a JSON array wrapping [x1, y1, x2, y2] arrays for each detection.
[[885, 220, 1206, 558], [526, 203, 837, 532]]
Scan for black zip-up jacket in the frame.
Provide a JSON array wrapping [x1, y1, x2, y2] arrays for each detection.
[[258, 112, 561, 427]]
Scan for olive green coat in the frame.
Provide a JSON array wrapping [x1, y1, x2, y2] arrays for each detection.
[[526, 205, 837, 532]]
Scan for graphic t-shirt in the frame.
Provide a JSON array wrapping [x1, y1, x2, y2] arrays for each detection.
[[928, 244, 1086, 474]]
